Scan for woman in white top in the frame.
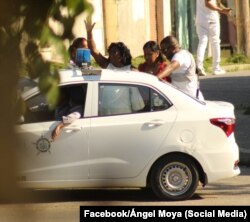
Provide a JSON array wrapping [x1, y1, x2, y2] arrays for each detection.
[[157, 35, 204, 101], [85, 19, 134, 71]]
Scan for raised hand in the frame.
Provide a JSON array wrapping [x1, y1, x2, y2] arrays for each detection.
[[84, 17, 96, 33]]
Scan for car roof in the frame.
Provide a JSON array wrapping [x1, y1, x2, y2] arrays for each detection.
[[21, 68, 162, 99], [22, 68, 205, 107], [59, 68, 160, 85]]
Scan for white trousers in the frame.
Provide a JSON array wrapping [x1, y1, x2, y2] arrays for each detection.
[[196, 20, 221, 72]]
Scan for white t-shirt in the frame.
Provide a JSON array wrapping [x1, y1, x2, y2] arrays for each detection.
[[107, 63, 131, 71], [196, 0, 220, 24], [171, 50, 204, 100]]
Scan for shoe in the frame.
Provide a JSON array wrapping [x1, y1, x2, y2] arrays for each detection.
[[213, 69, 226, 75], [197, 67, 207, 76]]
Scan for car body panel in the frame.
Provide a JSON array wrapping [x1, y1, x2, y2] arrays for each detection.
[[17, 68, 240, 190], [16, 116, 91, 184], [88, 107, 177, 179]]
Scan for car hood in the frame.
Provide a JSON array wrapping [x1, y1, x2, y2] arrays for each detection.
[[205, 100, 235, 118]]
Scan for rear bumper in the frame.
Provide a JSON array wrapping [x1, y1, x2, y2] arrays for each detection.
[[196, 137, 240, 183]]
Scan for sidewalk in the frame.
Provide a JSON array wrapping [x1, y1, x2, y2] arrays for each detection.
[[199, 69, 250, 167]]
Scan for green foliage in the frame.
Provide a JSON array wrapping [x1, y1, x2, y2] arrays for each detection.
[[0, 3, 93, 196], [193, 51, 250, 73], [0, 0, 93, 108], [226, 54, 250, 64], [132, 55, 145, 68]]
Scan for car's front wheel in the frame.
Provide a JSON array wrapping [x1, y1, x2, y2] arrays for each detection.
[[150, 155, 199, 201]]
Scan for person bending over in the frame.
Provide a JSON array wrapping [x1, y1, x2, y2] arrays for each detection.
[[157, 36, 204, 101]]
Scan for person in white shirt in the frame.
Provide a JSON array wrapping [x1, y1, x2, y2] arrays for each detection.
[[196, 0, 231, 75], [84, 19, 135, 71], [157, 35, 204, 101]]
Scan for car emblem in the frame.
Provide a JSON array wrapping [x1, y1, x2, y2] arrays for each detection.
[[34, 136, 52, 154]]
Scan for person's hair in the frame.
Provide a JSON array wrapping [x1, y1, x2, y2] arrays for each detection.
[[143, 40, 164, 63], [71, 37, 87, 48], [160, 35, 180, 50], [107, 42, 132, 66], [68, 37, 87, 59]]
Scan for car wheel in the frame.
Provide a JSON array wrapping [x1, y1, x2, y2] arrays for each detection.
[[150, 155, 199, 201]]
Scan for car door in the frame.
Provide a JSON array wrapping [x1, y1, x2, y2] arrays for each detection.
[[88, 83, 177, 179], [16, 83, 91, 186]]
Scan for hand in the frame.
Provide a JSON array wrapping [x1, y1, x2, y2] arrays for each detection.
[[156, 73, 162, 80], [84, 17, 96, 33], [51, 122, 64, 141], [220, 8, 232, 16]]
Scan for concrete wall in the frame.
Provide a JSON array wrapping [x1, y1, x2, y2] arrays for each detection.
[[102, 0, 151, 57], [101, 0, 172, 57], [42, 0, 237, 62], [73, 0, 172, 57], [44, 0, 172, 61], [71, 0, 105, 54]]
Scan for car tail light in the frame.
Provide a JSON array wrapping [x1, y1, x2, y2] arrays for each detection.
[[234, 160, 239, 170], [210, 118, 235, 137]]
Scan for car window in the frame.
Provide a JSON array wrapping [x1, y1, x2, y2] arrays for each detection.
[[21, 84, 87, 124], [98, 83, 171, 116]]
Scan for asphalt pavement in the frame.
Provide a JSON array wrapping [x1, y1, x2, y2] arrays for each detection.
[[199, 70, 250, 166]]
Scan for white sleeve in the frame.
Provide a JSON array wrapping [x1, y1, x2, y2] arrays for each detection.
[[62, 105, 82, 124], [171, 52, 184, 67], [62, 112, 81, 124]]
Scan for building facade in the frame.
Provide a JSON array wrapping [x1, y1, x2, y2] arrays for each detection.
[[46, 0, 236, 61]]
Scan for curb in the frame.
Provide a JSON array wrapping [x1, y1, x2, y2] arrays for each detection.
[[223, 64, 250, 73], [199, 69, 250, 79]]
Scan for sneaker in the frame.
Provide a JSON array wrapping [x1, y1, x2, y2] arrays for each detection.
[[197, 67, 207, 76], [213, 69, 226, 75]]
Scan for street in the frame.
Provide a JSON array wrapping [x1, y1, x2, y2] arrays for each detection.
[[200, 70, 250, 165], [0, 167, 249, 222]]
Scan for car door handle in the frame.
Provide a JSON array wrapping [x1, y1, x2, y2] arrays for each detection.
[[146, 120, 165, 127], [63, 126, 82, 131]]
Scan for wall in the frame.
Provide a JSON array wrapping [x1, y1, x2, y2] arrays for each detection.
[[72, 0, 105, 54], [115, 0, 150, 57], [45, 0, 172, 61]]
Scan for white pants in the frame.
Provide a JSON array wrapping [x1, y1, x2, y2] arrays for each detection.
[[196, 20, 221, 72]]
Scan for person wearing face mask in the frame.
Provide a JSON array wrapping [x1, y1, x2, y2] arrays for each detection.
[[84, 19, 135, 71], [157, 35, 204, 101], [68, 37, 88, 66]]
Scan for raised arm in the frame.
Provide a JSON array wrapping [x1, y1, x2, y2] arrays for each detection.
[[84, 19, 109, 68]]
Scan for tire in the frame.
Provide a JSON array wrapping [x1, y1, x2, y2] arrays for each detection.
[[150, 155, 199, 201]]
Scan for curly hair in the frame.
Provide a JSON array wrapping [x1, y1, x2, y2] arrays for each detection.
[[107, 42, 132, 66]]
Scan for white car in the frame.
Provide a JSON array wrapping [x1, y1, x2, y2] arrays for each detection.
[[16, 68, 240, 201]]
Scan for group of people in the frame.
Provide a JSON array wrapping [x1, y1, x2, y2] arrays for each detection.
[[52, 0, 231, 140], [83, 18, 205, 100]]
